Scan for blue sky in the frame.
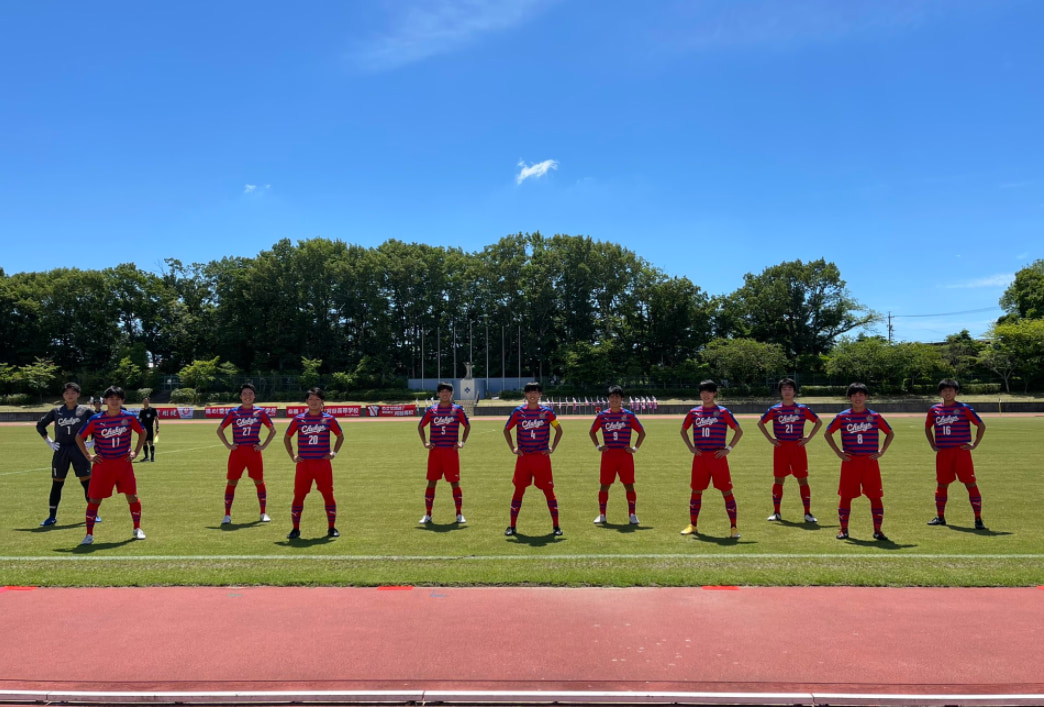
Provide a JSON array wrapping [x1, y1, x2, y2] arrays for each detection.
[[2, 0, 1041, 343]]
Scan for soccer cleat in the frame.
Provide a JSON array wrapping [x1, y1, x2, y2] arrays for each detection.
[[927, 516, 947, 526], [259, 513, 271, 523], [456, 514, 466, 523], [767, 512, 782, 522], [730, 526, 741, 539], [221, 515, 232, 525], [418, 514, 432, 524], [975, 518, 986, 530], [629, 513, 640, 525], [94, 515, 102, 523], [287, 528, 301, 540], [593, 514, 607, 524], [836, 530, 849, 540], [804, 513, 818, 524], [40, 517, 58, 527], [504, 526, 516, 536], [132, 528, 146, 540], [80, 534, 93, 545], [680, 524, 698, 535], [327, 527, 340, 538], [552, 526, 563, 536], [873, 531, 890, 542]]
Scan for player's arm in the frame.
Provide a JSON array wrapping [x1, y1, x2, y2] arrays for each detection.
[[630, 425, 646, 453], [756, 418, 778, 446], [801, 418, 823, 445], [36, 409, 60, 449], [131, 428, 145, 461], [217, 421, 235, 450], [680, 419, 698, 455], [589, 423, 602, 451], [549, 419, 563, 454], [924, 420, 938, 451], [969, 417, 986, 449], [459, 418, 471, 448], [283, 428, 297, 461], [331, 428, 345, 458], [504, 420, 519, 454], [76, 427, 95, 463], [718, 422, 743, 458], [825, 427, 848, 461], [417, 417, 431, 448], [873, 427, 895, 459]]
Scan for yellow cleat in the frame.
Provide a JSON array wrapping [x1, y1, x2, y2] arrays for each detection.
[[730, 526, 741, 539], [680, 524, 698, 535]]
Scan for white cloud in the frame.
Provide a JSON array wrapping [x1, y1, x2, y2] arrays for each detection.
[[350, 0, 551, 72], [516, 159, 558, 185], [244, 184, 257, 194], [944, 274, 1013, 289]]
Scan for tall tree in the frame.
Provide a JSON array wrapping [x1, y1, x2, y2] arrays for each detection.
[[999, 259, 1044, 320]]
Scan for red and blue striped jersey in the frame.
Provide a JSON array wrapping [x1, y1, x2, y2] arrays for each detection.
[[286, 412, 342, 459], [505, 405, 558, 453], [590, 408, 644, 448], [828, 408, 892, 456], [760, 403, 820, 442], [925, 402, 983, 448], [682, 405, 739, 451], [220, 406, 275, 446], [79, 411, 144, 459], [420, 404, 469, 447]]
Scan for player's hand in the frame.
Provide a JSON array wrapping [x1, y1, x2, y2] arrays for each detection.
[[46, 438, 60, 451], [690, 447, 702, 456], [291, 454, 301, 463], [835, 451, 850, 461], [870, 451, 884, 460], [424, 442, 434, 450], [457, 441, 465, 449], [128, 450, 138, 462], [796, 438, 808, 447], [627, 446, 637, 455], [596, 444, 605, 452], [961, 443, 975, 450], [87, 453, 99, 464], [714, 448, 729, 459], [512, 447, 522, 456]]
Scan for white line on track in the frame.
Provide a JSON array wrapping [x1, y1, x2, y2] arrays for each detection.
[[1, 553, 1041, 562]]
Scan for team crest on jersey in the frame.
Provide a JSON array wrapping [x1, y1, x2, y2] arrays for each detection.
[[521, 419, 546, 430], [845, 421, 874, 433], [98, 425, 129, 438], [433, 415, 456, 426], [776, 413, 802, 424], [299, 423, 329, 435], [604, 420, 628, 432], [934, 414, 961, 426], [692, 416, 718, 428]]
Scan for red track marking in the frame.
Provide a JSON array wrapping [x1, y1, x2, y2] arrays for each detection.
[[1, 586, 1042, 705], [0, 586, 37, 592], [701, 585, 739, 590]]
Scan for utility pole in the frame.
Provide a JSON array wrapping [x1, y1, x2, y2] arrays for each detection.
[[887, 312, 894, 343]]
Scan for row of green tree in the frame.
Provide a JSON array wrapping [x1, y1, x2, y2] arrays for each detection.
[[2, 236, 1042, 397]]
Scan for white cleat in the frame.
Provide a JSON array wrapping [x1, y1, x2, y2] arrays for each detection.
[[456, 514, 466, 523], [419, 514, 432, 524], [221, 515, 232, 525], [259, 513, 271, 523], [730, 527, 742, 539], [593, 514, 607, 524], [80, 534, 94, 546], [132, 528, 146, 540], [767, 512, 782, 522], [804, 513, 818, 524], [629, 513, 640, 525]]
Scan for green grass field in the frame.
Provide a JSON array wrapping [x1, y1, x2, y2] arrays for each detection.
[[1, 415, 1042, 587]]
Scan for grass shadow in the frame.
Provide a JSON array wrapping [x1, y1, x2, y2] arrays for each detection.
[[54, 538, 136, 553], [277, 535, 340, 548], [948, 525, 1013, 537], [415, 522, 468, 534], [838, 536, 918, 550], [506, 531, 564, 547]]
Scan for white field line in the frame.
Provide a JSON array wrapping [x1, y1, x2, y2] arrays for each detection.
[[1, 553, 1042, 562]]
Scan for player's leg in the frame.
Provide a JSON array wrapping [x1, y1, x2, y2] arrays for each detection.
[[595, 452, 614, 523], [70, 452, 100, 524], [769, 444, 787, 520], [246, 453, 268, 521], [623, 482, 638, 524], [868, 494, 887, 541], [506, 457, 531, 535], [43, 449, 69, 526], [863, 460, 887, 541], [713, 459, 739, 538], [797, 477, 815, 522], [314, 460, 338, 537], [113, 462, 143, 538], [450, 480, 464, 522], [618, 452, 638, 524], [288, 462, 312, 538], [82, 460, 117, 543], [682, 456, 710, 534], [930, 449, 957, 525], [421, 450, 441, 523], [836, 495, 852, 539], [224, 450, 246, 523], [421, 479, 438, 523], [534, 457, 560, 534]]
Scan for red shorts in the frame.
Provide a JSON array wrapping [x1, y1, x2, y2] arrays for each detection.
[[599, 448, 635, 485], [513, 453, 554, 491], [935, 447, 976, 485], [227, 446, 264, 481], [838, 456, 883, 499], [773, 441, 809, 478], [294, 458, 334, 497], [690, 452, 732, 492], [87, 457, 138, 499], [427, 446, 461, 483]]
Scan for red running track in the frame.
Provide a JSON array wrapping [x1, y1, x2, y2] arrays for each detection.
[[1, 586, 1042, 706]]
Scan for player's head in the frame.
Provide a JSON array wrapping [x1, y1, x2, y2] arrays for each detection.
[[777, 378, 798, 396], [938, 379, 960, 393], [305, 387, 325, 401], [142, 396, 151, 406], [63, 382, 81, 394], [102, 385, 126, 401], [698, 380, 718, 393], [523, 381, 542, 393], [846, 382, 869, 399], [241, 383, 257, 394], [436, 382, 454, 393]]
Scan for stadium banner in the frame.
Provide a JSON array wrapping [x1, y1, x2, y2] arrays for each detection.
[[205, 405, 279, 419], [138, 407, 194, 419], [285, 405, 364, 418], [367, 404, 416, 417]]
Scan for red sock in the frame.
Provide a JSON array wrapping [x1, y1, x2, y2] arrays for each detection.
[[800, 484, 811, 514], [129, 500, 142, 529], [86, 502, 100, 534], [689, 493, 702, 525], [598, 491, 609, 514], [224, 484, 236, 515], [626, 490, 636, 515], [452, 486, 463, 514], [256, 483, 267, 514], [425, 487, 435, 515], [772, 483, 783, 514]]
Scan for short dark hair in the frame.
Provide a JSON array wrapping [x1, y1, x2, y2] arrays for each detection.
[[778, 377, 798, 394], [938, 378, 960, 392], [241, 383, 257, 394], [102, 386, 126, 400], [306, 387, 325, 401], [607, 384, 624, 397], [436, 382, 454, 393], [698, 379, 718, 393], [523, 381, 542, 393], [846, 382, 870, 398], [62, 382, 81, 393]]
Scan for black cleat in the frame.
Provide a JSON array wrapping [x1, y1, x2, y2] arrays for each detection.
[[327, 527, 340, 538], [504, 526, 516, 536], [927, 516, 947, 526], [552, 526, 563, 536], [836, 530, 849, 540], [873, 531, 890, 542], [286, 528, 301, 540], [975, 518, 986, 530]]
